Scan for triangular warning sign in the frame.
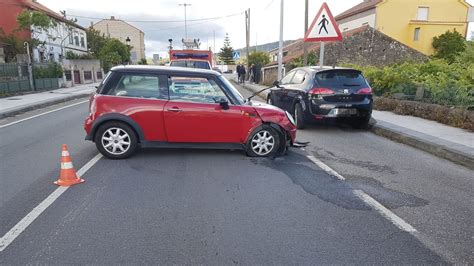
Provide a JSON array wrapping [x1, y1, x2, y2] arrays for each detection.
[[304, 2, 343, 42]]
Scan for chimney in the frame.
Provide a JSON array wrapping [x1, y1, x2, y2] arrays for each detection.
[[110, 16, 115, 20]]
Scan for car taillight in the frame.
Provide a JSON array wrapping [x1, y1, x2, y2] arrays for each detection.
[[357, 87, 372, 94], [309, 88, 335, 95]]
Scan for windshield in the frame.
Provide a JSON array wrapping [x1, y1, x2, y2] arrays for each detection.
[[218, 75, 245, 105], [315, 70, 368, 89], [170, 60, 211, 70]]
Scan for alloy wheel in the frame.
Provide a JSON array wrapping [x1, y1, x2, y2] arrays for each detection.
[[101, 127, 131, 155], [251, 130, 275, 156]]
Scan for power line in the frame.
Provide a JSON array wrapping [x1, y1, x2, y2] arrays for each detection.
[[66, 12, 243, 24]]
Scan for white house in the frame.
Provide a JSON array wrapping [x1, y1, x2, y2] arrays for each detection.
[[23, 0, 88, 62]]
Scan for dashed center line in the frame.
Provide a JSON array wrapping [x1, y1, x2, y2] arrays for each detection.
[[0, 153, 103, 252]]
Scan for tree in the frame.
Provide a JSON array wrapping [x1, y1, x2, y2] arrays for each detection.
[[455, 41, 474, 65], [0, 29, 24, 62], [99, 38, 131, 72], [218, 33, 235, 65], [86, 28, 107, 57], [247, 51, 270, 67], [432, 30, 466, 63], [16, 10, 57, 48]]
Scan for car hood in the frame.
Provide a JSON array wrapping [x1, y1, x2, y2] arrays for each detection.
[[246, 101, 282, 112]]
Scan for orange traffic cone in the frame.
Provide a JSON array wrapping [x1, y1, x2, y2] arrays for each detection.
[[54, 144, 85, 186]]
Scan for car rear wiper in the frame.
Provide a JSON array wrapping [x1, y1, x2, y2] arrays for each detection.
[[343, 83, 360, 87]]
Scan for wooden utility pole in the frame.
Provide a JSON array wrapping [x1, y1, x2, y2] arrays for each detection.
[[245, 8, 250, 78]]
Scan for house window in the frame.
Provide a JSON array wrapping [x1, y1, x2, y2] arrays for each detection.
[[414, 28, 421, 41], [74, 36, 79, 46], [69, 31, 73, 44], [80, 36, 85, 47], [417, 7, 429, 21]]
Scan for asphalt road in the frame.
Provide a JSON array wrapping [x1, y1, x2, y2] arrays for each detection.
[[0, 88, 472, 264]]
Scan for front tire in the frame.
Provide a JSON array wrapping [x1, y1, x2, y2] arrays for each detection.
[[294, 102, 305, 129], [94, 121, 138, 159], [246, 125, 280, 157]]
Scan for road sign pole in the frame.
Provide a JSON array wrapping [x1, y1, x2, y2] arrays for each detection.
[[319, 42, 325, 68]]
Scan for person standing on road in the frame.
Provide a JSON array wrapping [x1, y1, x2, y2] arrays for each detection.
[[237, 64, 242, 83], [240, 65, 246, 84], [250, 64, 256, 84]]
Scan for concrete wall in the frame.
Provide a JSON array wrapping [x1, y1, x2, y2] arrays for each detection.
[[61, 59, 103, 87]]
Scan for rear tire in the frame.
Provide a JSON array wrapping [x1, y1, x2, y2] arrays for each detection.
[[94, 121, 138, 159], [294, 102, 305, 129], [351, 116, 371, 129], [246, 125, 281, 157]]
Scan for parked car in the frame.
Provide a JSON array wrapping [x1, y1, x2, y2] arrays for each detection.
[[84, 66, 296, 159], [169, 59, 212, 70], [266, 67, 373, 129]]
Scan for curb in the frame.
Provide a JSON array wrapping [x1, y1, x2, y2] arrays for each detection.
[[0, 93, 91, 119], [231, 78, 474, 169], [371, 122, 474, 170]]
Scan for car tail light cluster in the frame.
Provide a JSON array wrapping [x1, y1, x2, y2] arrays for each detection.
[[356, 87, 373, 94], [309, 88, 335, 95], [310, 87, 373, 95]]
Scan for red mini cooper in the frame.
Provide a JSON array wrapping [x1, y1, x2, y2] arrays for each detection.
[[84, 66, 296, 159]]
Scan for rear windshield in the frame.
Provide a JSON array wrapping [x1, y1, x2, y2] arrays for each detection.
[[170, 60, 211, 70], [314, 70, 368, 89]]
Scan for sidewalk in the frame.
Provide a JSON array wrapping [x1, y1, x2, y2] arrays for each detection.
[[0, 83, 97, 118], [229, 75, 474, 169]]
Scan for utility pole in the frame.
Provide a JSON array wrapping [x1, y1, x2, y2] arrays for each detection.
[[179, 3, 191, 39], [277, 0, 284, 80], [245, 8, 250, 78], [303, 0, 308, 66]]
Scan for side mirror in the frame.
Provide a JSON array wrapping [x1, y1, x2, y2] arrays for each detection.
[[273, 80, 280, 88], [217, 98, 230, 110]]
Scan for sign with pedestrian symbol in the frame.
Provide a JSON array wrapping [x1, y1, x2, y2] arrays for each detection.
[[304, 2, 342, 42], [232, 51, 240, 60]]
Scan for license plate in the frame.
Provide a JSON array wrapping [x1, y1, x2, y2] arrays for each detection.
[[334, 108, 357, 115]]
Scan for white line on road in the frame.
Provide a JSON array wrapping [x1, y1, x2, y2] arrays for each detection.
[[354, 190, 417, 233], [306, 155, 345, 181], [0, 153, 103, 252], [305, 152, 418, 233], [0, 100, 89, 129]]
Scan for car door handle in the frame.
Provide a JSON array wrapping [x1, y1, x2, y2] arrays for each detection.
[[166, 107, 182, 112]]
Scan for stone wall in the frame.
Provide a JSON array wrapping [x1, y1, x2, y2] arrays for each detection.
[[375, 97, 474, 131], [322, 27, 428, 67]]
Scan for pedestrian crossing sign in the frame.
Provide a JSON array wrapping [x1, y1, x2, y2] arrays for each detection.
[[304, 2, 343, 42]]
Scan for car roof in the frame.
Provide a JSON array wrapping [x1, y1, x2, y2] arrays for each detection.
[[293, 66, 361, 73], [171, 59, 210, 62], [111, 65, 219, 76]]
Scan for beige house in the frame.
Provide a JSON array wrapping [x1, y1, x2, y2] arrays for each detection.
[[92, 16, 145, 63]]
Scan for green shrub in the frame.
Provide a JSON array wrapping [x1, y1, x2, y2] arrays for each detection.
[[33, 62, 63, 79], [343, 58, 474, 107]]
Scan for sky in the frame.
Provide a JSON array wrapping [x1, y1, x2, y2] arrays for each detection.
[[38, 0, 474, 58]]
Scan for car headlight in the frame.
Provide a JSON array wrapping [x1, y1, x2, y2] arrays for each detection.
[[285, 111, 296, 125]]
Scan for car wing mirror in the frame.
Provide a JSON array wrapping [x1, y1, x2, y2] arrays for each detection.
[[215, 98, 230, 110], [273, 80, 280, 88]]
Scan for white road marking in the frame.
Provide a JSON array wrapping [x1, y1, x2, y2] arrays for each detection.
[[305, 152, 418, 233], [0, 100, 88, 129], [354, 190, 417, 233], [0, 153, 103, 252], [306, 155, 345, 181]]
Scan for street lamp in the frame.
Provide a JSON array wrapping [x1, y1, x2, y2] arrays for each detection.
[[125, 37, 131, 64]]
